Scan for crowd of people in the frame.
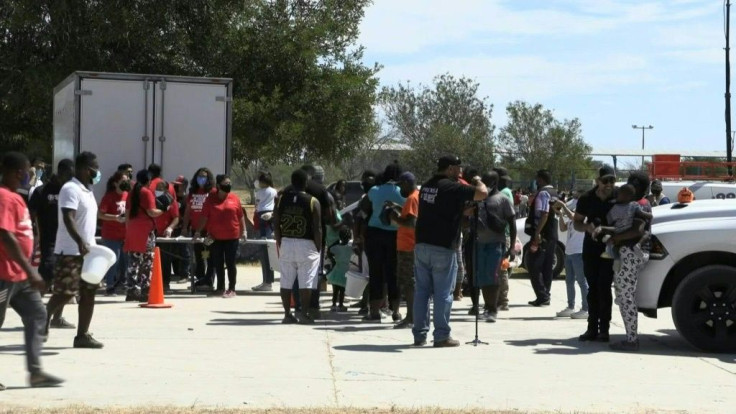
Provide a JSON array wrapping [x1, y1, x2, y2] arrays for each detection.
[[1, 149, 659, 389]]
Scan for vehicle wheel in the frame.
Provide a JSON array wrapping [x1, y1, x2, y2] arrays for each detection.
[[553, 243, 565, 279], [671, 265, 736, 353], [522, 243, 531, 270], [522, 242, 564, 278]]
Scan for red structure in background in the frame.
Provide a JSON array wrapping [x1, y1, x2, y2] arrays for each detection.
[[648, 154, 736, 181]]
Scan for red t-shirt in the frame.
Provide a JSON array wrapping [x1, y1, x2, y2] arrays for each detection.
[[99, 191, 128, 241], [202, 192, 244, 240], [154, 199, 181, 236], [124, 187, 156, 253], [186, 188, 216, 230], [0, 187, 34, 282]]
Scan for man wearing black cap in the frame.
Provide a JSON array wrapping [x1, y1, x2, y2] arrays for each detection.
[[573, 165, 617, 342], [413, 155, 488, 347]]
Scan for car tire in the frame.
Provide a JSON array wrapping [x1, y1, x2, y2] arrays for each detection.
[[671, 265, 736, 353], [553, 242, 565, 279], [521, 242, 564, 279]]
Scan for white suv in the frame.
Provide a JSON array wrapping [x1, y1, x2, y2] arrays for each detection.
[[638, 199, 736, 352]]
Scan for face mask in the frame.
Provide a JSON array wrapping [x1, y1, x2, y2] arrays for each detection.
[[119, 181, 131, 192], [89, 168, 101, 185], [155, 190, 165, 198], [21, 171, 31, 187], [220, 184, 232, 193], [36, 169, 43, 181], [197, 176, 207, 187]]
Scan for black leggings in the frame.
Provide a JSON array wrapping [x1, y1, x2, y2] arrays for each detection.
[[332, 286, 345, 306], [365, 227, 399, 301], [211, 239, 239, 291]]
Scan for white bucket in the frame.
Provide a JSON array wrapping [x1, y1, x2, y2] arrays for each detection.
[[81, 245, 117, 284], [345, 270, 369, 298]]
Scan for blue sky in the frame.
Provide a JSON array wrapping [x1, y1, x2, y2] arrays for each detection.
[[358, 0, 731, 167]]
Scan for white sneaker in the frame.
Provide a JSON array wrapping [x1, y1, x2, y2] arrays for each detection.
[[570, 310, 589, 319], [556, 307, 574, 317], [252, 283, 273, 292]]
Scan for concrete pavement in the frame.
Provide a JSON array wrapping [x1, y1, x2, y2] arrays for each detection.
[[1, 265, 734, 413]]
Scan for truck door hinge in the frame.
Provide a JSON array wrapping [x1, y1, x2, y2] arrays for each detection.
[[75, 89, 92, 96], [159, 79, 167, 90]]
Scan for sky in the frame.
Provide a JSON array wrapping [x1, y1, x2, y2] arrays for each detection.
[[357, 0, 732, 167]]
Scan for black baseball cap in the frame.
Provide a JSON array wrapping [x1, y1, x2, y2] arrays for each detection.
[[598, 165, 615, 179], [438, 155, 462, 170]]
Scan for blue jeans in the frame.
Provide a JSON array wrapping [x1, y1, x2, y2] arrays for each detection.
[[564, 253, 588, 311], [101, 239, 126, 291], [412, 243, 458, 343]]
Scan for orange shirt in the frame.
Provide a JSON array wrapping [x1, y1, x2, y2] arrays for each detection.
[[397, 189, 419, 252]]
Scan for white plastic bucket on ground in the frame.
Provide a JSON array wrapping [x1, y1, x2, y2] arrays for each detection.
[[345, 270, 369, 298], [81, 245, 117, 284]]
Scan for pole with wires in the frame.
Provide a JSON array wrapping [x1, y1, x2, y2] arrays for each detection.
[[726, 0, 733, 176], [466, 202, 488, 347]]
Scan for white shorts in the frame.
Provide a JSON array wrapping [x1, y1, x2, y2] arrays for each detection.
[[279, 238, 320, 290]]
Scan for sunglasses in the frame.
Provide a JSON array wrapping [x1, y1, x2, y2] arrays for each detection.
[[600, 177, 615, 184]]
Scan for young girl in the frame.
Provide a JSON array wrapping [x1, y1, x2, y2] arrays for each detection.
[[327, 226, 353, 312]]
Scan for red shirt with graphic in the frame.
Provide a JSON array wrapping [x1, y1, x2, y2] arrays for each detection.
[[186, 188, 216, 231], [0, 187, 34, 282], [124, 187, 156, 253], [202, 193, 244, 240], [99, 191, 128, 241]]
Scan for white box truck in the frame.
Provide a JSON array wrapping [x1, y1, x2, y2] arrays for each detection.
[[53, 71, 232, 200]]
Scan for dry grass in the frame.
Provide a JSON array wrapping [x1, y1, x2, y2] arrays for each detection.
[[0, 407, 543, 414]]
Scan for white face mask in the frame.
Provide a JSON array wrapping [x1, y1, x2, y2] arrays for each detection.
[[155, 190, 165, 198]]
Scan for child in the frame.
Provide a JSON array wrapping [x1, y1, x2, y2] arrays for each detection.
[[596, 184, 652, 260], [327, 226, 353, 312]]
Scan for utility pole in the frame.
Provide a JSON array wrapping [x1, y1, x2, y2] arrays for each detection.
[[632, 124, 653, 170], [727, 0, 733, 176]]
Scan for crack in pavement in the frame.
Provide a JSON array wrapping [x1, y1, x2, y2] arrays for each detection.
[[324, 330, 339, 406]]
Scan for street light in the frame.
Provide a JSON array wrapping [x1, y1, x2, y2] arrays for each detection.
[[632, 124, 654, 169]]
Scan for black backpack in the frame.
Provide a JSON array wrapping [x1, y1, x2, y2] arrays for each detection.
[[524, 194, 536, 236], [476, 197, 508, 242]]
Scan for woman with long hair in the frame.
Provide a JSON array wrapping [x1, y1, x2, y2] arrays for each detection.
[[123, 170, 162, 302], [182, 167, 216, 288], [195, 174, 246, 298], [98, 171, 130, 296]]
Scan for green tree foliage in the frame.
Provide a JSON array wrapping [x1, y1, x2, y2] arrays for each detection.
[[380, 74, 495, 180], [498, 101, 594, 186], [0, 0, 378, 165]]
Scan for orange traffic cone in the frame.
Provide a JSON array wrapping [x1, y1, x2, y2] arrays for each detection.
[[140, 247, 173, 309]]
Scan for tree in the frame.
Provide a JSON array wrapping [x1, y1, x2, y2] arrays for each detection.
[[498, 101, 594, 187], [0, 0, 378, 167], [380, 74, 495, 180]]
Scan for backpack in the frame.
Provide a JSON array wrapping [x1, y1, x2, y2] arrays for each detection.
[[476, 196, 508, 242], [523, 194, 536, 236]]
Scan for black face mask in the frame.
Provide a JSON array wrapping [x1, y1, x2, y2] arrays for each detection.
[[361, 181, 374, 193], [119, 181, 131, 192], [220, 184, 232, 193]]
